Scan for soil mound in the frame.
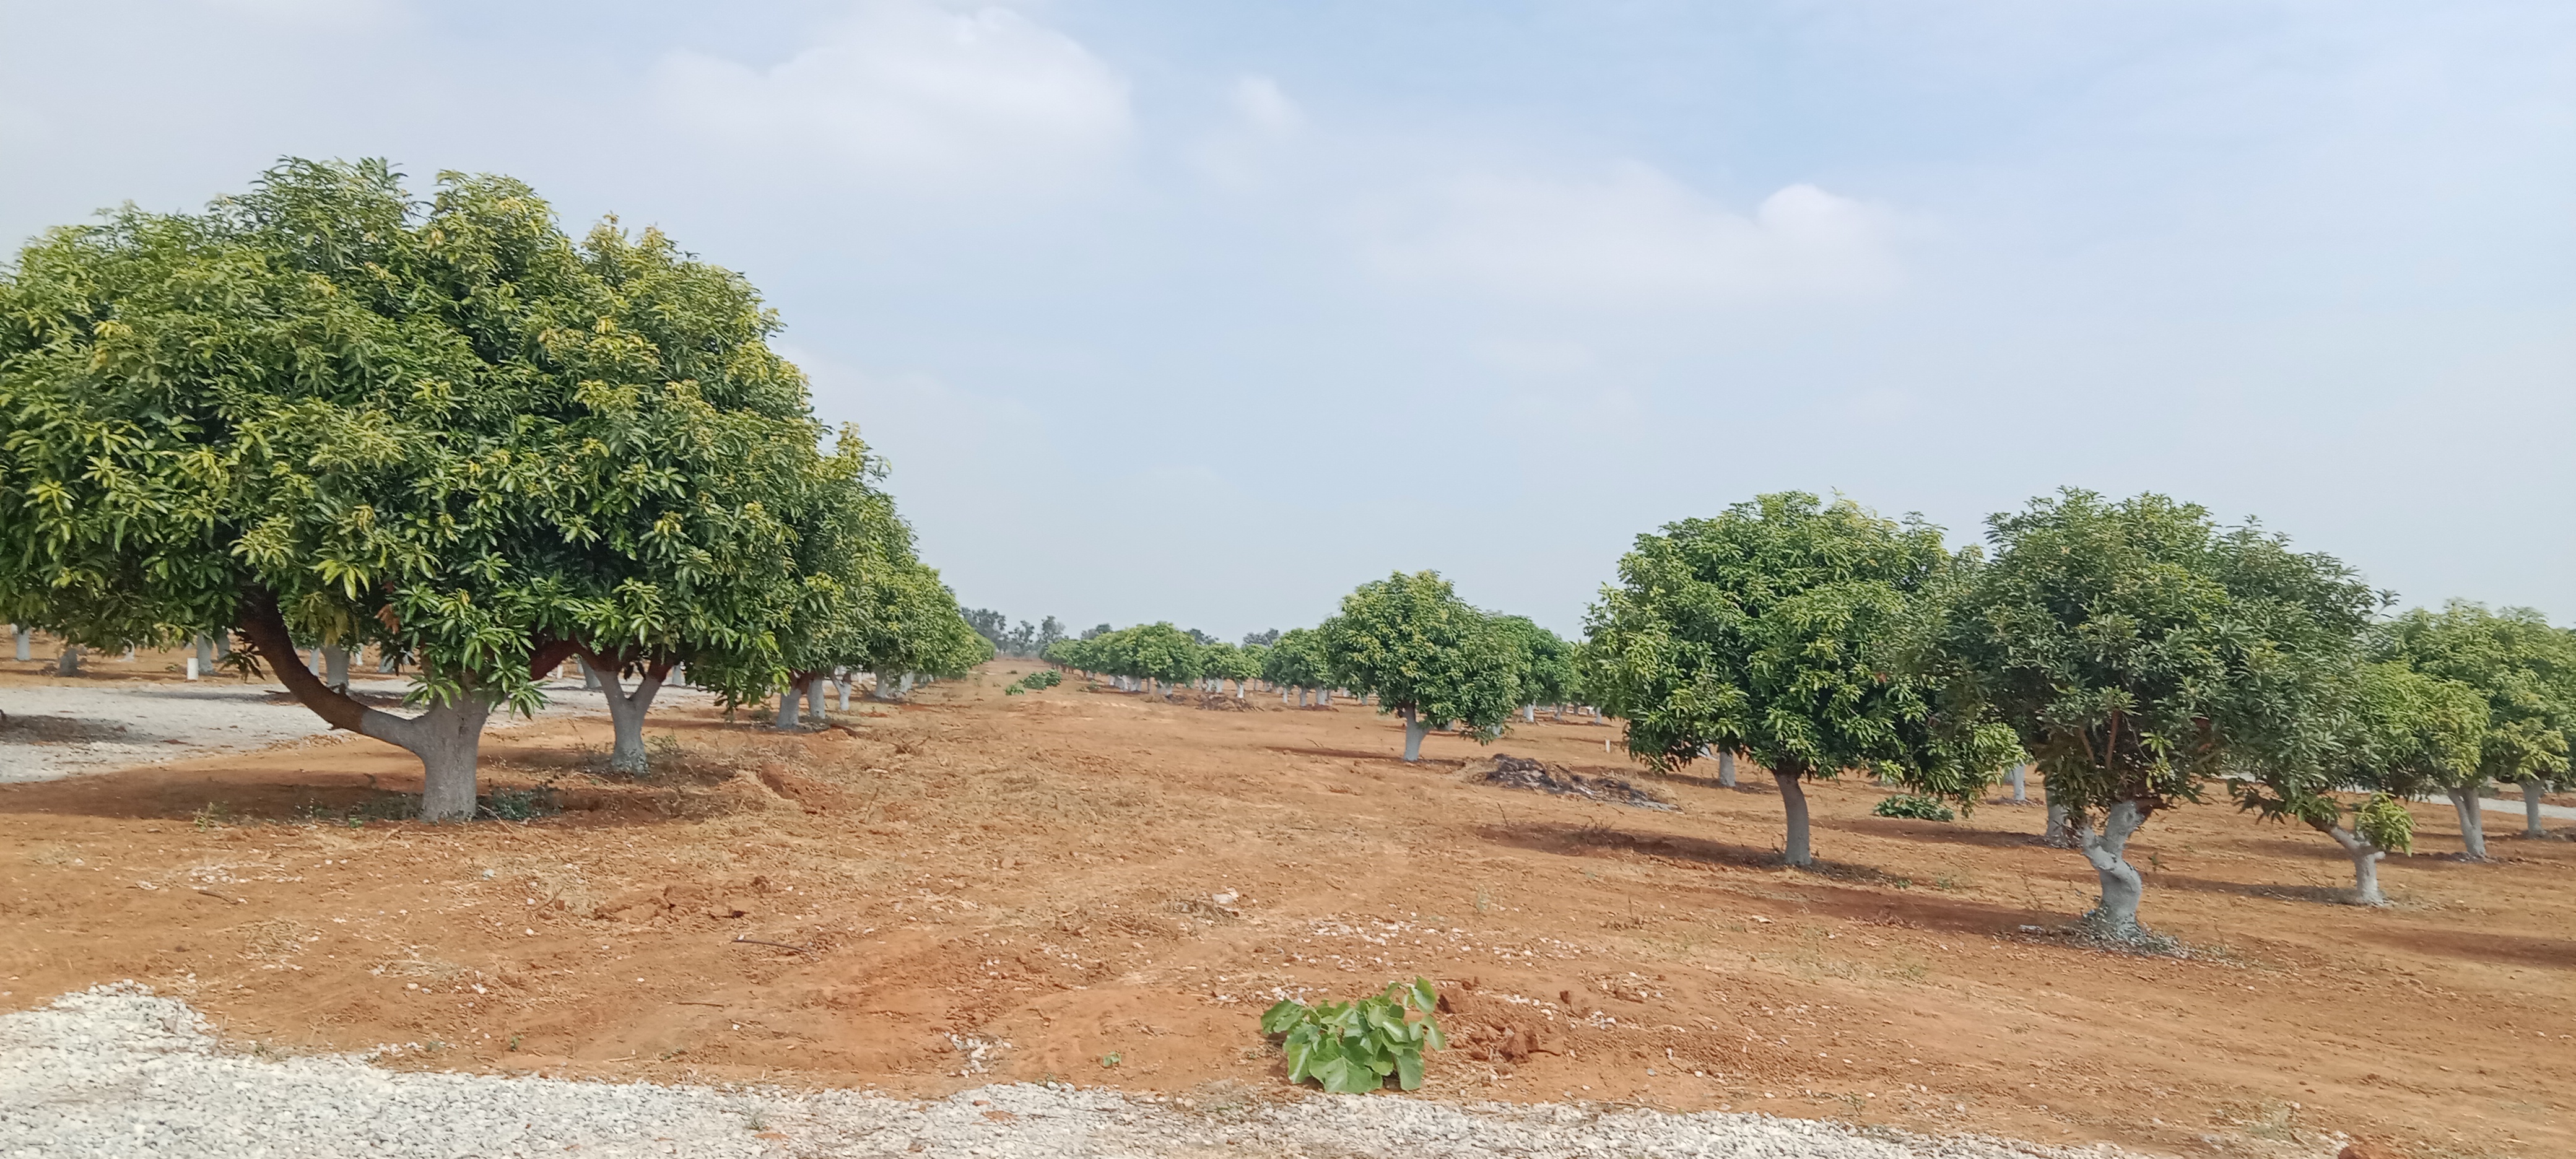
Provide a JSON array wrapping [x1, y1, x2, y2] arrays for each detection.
[[1461, 753, 1675, 810], [1191, 693, 1250, 711]]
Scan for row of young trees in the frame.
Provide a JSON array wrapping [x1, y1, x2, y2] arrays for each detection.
[[1042, 573, 1583, 761], [1582, 490, 2570, 937], [1055, 493, 2565, 941], [0, 160, 988, 819]]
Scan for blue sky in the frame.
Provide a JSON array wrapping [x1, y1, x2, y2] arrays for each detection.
[[4, 1, 2570, 638]]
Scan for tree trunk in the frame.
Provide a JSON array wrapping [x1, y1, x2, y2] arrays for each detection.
[[2314, 819, 2389, 906], [806, 675, 829, 724], [235, 584, 503, 822], [395, 697, 493, 823], [1402, 708, 1428, 763], [2040, 774, 2074, 846], [835, 674, 851, 711], [54, 645, 80, 675], [1774, 770, 1814, 866], [588, 652, 669, 777], [775, 680, 805, 731], [1718, 749, 1736, 788], [1524, 704, 1534, 723], [12, 628, 28, 662], [2445, 785, 2491, 859], [321, 646, 349, 689], [2522, 778, 2549, 839], [193, 635, 214, 672], [2074, 801, 2153, 940], [1320, 689, 1333, 708], [579, 657, 601, 690], [377, 648, 401, 673], [900, 673, 916, 697], [2008, 763, 2029, 804]]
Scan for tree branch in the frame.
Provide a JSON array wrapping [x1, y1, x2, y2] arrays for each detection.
[[236, 584, 384, 736]]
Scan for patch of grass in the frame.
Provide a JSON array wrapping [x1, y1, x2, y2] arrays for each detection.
[[192, 801, 234, 830], [1873, 796, 1955, 822], [477, 786, 559, 822]]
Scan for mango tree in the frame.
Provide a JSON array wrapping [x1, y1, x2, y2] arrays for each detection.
[[1260, 628, 1327, 705], [1493, 615, 1578, 723], [2232, 660, 2486, 903], [2370, 602, 2574, 853], [1937, 490, 2374, 942], [1318, 571, 1521, 762], [0, 160, 832, 819], [1585, 493, 2008, 866]]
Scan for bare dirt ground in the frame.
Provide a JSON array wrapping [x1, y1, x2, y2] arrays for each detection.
[[3, 661, 2569, 1158]]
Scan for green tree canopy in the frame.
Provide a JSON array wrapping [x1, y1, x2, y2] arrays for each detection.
[[1585, 492, 2006, 866], [1318, 571, 1521, 762], [1492, 615, 1581, 712], [2370, 601, 2575, 853], [1938, 490, 2375, 940], [0, 158, 840, 818], [1261, 627, 1330, 693], [2232, 660, 2487, 903]]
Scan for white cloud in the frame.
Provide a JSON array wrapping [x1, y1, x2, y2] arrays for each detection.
[[1230, 74, 1303, 136], [1368, 163, 1902, 305], [653, 1, 1131, 189]]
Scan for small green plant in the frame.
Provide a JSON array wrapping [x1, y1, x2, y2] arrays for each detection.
[[1260, 977, 1445, 1093], [1014, 669, 1062, 692], [192, 801, 233, 830], [478, 786, 559, 822], [1099, 1052, 1121, 1067], [1872, 795, 1954, 822], [1004, 685, 1025, 695], [508, 1033, 523, 1051]]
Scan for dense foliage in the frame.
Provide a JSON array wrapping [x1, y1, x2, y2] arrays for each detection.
[[0, 160, 983, 815], [1937, 490, 2377, 939], [1585, 493, 2015, 865], [1319, 571, 1524, 762]]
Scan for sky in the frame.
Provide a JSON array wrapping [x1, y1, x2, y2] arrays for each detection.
[[3, 0, 2571, 639]]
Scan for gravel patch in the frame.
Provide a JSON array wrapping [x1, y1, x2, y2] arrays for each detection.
[[0, 680, 721, 783], [1, 985, 2147, 1159]]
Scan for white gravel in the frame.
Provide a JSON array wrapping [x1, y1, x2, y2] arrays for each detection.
[[0, 985, 2153, 1159], [0, 679, 717, 783]]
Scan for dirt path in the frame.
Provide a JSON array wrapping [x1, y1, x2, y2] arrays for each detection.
[[2, 662, 2565, 1158]]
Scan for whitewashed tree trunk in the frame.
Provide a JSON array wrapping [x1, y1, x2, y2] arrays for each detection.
[[1401, 707, 1428, 763], [373, 697, 494, 823], [2006, 763, 2028, 803], [806, 675, 830, 724], [2445, 785, 2491, 859], [775, 681, 806, 731], [593, 658, 669, 776], [321, 646, 350, 689], [193, 634, 214, 672], [835, 674, 851, 711], [1718, 749, 1736, 788], [1775, 770, 1813, 866], [578, 657, 601, 690], [2522, 778, 2549, 839], [1282, 687, 1293, 705], [1524, 704, 1535, 723], [2074, 801, 2152, 939], [2316, 820, 2389, 906], [1321, 689, 1333, 708], [12, 628, 28, 662], [54, 645, 80, 675]]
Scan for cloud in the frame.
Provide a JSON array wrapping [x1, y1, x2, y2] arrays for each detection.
[[1230, 74, 1303, 136], [653, 1, 1131, 189], [1368, 163, 1902, 306], [1190, 73, 1307, 191]]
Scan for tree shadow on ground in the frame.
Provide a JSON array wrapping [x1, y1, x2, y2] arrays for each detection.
[[2154, 874, 2357, 906], [1264, 745, 1427, 765], [2347, 924, 2576, 970], [1473, 818, 2089, 938]]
